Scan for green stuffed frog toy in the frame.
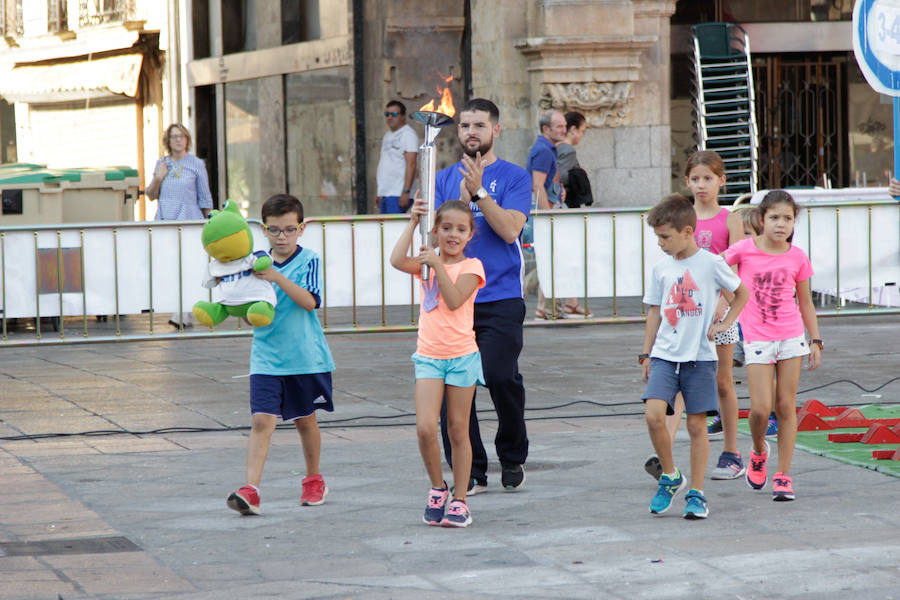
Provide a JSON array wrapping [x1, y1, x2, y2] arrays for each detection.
[[192, 200, 277, 327]]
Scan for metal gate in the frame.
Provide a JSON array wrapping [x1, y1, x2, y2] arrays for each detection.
[[753, 54, 848, 189]]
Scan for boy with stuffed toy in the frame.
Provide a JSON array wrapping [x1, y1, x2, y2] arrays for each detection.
[[226, 193, 335, 515]]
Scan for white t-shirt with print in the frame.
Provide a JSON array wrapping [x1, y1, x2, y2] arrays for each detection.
[[643, 250, 741, 362], [376, 124, 419, 196]]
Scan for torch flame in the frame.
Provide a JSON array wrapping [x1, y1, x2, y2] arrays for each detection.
[[419, 73, 455, 117]]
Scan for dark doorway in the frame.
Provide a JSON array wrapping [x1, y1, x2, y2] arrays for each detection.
[[753, 54, 849, 189], [194, 85, 219, 207]]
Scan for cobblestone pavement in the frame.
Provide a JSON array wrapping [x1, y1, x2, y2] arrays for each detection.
[[1, 316, 898, 599]]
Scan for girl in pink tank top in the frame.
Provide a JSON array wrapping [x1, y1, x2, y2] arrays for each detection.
[[674, 151, 746, 479]]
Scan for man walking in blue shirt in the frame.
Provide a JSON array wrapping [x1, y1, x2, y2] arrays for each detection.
[[414, 98, 532, 492]]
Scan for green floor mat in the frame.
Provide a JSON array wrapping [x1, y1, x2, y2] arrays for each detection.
[[736, 404, 900, 478]]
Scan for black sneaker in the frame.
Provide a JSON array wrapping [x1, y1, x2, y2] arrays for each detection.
[[501, 464, 526, 491], [707, 414, 723, 440]]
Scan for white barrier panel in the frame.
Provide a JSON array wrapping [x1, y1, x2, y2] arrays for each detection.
[[1, 222, 225, 318], [303, 218, 422, 308], [0, 218, 424, 320], [3, 201, 895, 322], [533, 200, 900, 307], [532, 210, 666, 299]]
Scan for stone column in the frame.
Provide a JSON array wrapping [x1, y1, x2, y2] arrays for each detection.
[[362, 1, 465, 213], [469, 0, 533, 164], [255, 2, 287, 211], [513, 0, 676, 207]]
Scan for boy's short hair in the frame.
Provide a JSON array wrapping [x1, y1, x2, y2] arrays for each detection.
[[262, 194, 304, 223], [733, 205, 762, 235], [647, 194, 696, 232]]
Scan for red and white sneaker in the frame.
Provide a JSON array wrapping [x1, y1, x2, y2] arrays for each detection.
[[301, 474, 328, 506], [746, 440, 770, 490], [227, 485, 260, 515], [772, 472, 795, 501]]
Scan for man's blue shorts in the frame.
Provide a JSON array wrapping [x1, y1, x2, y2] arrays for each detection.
[[642, 358, 718, 416], [412, 351, 485, 387], [380, 196, 408, 214], [250, 373, 334, 421]]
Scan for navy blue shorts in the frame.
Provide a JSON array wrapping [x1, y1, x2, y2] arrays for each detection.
[[250, 373, 334, 421], [641, 358, 718, 416]]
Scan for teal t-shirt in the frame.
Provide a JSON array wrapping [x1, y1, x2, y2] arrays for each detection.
[[250, 246, 335, 375]]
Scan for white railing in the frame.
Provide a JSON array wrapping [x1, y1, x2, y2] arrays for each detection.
[[0, 195, 897, 346]]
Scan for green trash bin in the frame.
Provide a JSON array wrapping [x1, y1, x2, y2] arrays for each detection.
[[0, 163, 139, 225]]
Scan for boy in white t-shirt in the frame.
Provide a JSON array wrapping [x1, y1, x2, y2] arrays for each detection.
[[640, 194, 749, 519]]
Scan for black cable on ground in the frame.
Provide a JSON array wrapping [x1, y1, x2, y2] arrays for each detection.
[[1, 377, 898, 442]]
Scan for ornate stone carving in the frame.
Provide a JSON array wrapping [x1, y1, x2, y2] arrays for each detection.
[[540, 81, 634, 127]]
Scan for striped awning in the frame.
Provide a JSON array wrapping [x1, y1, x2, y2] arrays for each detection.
[[0, 54, 143, 104]]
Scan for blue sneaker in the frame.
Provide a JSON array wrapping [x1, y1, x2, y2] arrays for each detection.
[[683, 489, 709, 519], [440, 499, 473, 528], [707, 414, 723, 439], [710, 451, 746, 480], [766, 414, 778, 438], [423, 484, 449, 525], [649, 469, 686, 514]]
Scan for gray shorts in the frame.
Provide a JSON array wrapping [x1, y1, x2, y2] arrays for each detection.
[[642, 358, 719, 416]]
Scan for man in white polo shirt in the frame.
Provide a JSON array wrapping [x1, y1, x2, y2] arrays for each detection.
[[375, 100, 418, 214]]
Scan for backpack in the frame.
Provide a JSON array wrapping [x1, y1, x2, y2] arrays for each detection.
[[564, 167, 594, 208]]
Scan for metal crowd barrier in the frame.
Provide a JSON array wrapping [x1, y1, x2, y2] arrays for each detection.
[[0, 199, 896, 347]]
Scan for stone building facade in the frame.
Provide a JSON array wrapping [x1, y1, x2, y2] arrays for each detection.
[[178, 0, 678, 218], [0, 1, 879, 221], [0, 0, 179, 220]]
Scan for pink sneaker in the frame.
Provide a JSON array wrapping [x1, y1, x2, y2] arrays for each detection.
[[772, 472, 795, 501], [746, 440, 769, 490], [440, 499, 473, 528], [227, 485, 260, 515], [301, 474, 328, 506]]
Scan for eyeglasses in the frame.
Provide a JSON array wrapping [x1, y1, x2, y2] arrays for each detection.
[[169, 133, 186, 140], [384, 111, 401, 117], [265, 226, 299, 237]]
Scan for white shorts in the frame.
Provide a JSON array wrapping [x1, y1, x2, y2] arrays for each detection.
[[743, 334, 810, 365], [714, 320, 740, 346]]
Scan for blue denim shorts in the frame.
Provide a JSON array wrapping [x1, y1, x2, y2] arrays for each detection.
[[412, 351, 485, 387], [642, 358, 718, 416]]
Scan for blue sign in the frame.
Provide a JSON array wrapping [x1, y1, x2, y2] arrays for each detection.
[[853, 0, 900, 95], [853, 0, 900, 195]]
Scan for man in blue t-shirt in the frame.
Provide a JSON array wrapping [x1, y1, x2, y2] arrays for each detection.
[[414, 98, 532, 492], [526, 109, 569, 320], [525, 109, 566, 210]]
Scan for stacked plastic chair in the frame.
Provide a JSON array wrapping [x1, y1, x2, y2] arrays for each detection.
[[690, 22, 759, 204]]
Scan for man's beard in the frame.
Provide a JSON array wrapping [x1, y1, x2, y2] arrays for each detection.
[[460, 135, 493, 158]]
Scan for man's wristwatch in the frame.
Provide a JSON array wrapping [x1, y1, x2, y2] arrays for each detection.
[[474, 187, 489, 201], [402, 189, 411, 194]]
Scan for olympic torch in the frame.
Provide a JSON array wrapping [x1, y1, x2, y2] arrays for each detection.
[[412, 78, 455, 281]]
